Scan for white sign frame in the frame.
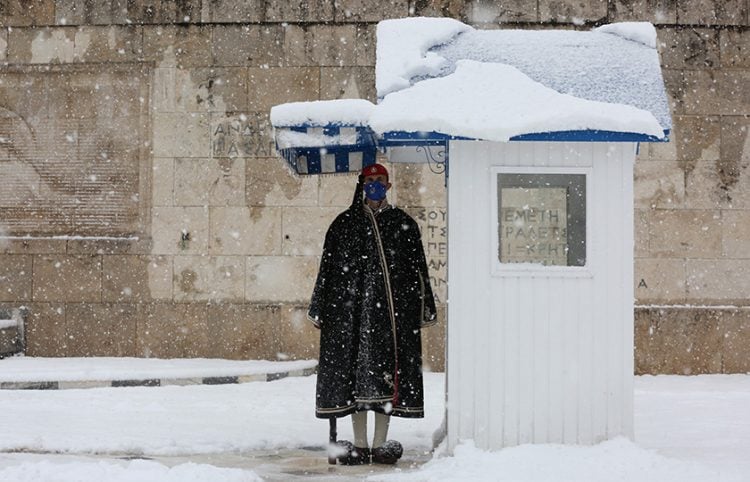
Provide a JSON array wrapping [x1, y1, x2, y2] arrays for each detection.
[[490, 166, 593, 278]]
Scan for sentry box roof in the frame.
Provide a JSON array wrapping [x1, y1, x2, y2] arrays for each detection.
[[271, 18, 672, 174]]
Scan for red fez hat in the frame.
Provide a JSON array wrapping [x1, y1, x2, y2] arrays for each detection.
[[362, 163, 389, 179]]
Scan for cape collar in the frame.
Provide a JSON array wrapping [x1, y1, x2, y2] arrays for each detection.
[[363, 198, 393, 216]]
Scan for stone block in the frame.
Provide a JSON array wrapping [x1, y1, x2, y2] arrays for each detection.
[[21, 302, 67, 356], [720, 115, 750, 163], [152, 158, 174, 206], [151, 206, 209, 255], [139, 302, 210, 357], [717, 70, 750, 115], [672, 115, 720, 163], [207, 0, 263, 23], [639, 138, 678, 162], [634, 208, 650, 257], [319, 174, 360, 207], [123, 0, 202, 24], [265, 0, 334, 22], [0, 255, 32, 301], [722, 210, 750, 257], [209, 206, 282, 255], [719, 310, 750, 372], [393, 162, 448, 209], [212, 24, 285, 67], [153, 113, 210, 158], [686, 259, 750, 304], [103, 255, 172, 302], [65, 303, 137, 357], [280, 24, 309, 67], [538, 0, 607, 23], [657, 27, 720, 70], [66, 239, 151, 256], [276, 304, 320, 360], [661, 68, 686, 117], [281, 207, 341, 256], [468, 0, 537, 23], [173, 255, 245, 302], [634, 307, 723, 374], [8, 26, 141, 63], [421, 305, 446, 372], [211, 112, 275, 158], [0, 239, 66, 255], [174, 158, 245, 207], [411, 0, 469, 19], [0, 30, 7, 60], [610, 0, 677, 23], [427, 256, 448, 303], [684, 161, 745, 209], [247, 67, 319, 114], [154, 67, 247, 112], [246, 255, 319, 303], [634, 258, 686, 304], [355, 24, 377, 67], [720, 28, 750, 68], [0, 0, 55, 26], [308, 24, 358, 66], [143, 25, 212, 69], [332, 0, 410, 21], [677, 0, 747, 26], [680, 70, 723, 116], [320, 67, 376, 102], [47, 69, 145, 120], [33, 255, 102, 302], [207, 303, 280, 359], [245, 157, 318, 207], [633, 161, 685, 209], [646, 209, 722, 258]]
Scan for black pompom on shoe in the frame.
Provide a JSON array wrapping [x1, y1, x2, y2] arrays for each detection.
[[371, 440, 403, 464], [335, 440, 371, 465]]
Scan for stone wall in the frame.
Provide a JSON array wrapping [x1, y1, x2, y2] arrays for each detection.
[[0, 0, 748, 374]]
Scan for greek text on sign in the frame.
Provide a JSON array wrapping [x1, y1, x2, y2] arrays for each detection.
[[500, 187, 568, 266]]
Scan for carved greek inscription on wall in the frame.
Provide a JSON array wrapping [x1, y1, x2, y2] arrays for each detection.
[[0, 64, 149, 237], [411, 207, 447, 303], [499, 188, 568, 266], [212, 113, 274, 158]]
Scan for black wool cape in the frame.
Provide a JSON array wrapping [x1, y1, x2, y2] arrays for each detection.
[[309, 198, 437, 419]]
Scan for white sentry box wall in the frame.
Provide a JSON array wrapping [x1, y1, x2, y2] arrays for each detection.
[[446, 140, 635, 452]]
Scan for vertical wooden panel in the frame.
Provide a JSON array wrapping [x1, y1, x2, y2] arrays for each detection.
[[590, 144, 609, 442], [532, 275, 550, 442], [621, 144, 635, 438], [547, 276, 565, 442]]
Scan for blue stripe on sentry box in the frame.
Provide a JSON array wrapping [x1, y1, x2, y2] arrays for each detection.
[[336, 151, 351, 173]]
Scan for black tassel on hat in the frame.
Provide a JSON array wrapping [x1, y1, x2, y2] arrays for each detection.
[[351, 174, 365, 208]]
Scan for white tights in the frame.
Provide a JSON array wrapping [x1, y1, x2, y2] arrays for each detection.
[[351, 411, 391, 448]]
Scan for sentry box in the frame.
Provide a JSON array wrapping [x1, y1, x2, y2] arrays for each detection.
[[271, 18, 672, 452]]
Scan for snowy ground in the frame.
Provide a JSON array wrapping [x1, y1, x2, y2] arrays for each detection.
[[0, 372, 748, 481]]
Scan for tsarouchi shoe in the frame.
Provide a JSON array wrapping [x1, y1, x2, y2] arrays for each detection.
[[371, 440, 403, 464], [335, 440, 371, 465]]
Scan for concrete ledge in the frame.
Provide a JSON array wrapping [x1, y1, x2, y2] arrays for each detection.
[[0, 357, 318, 390]]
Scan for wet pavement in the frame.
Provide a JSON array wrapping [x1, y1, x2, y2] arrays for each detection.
[[0, 447, 434, 481]]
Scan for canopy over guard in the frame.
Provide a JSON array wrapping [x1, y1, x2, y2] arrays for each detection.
[[271, 18, 673, 175]]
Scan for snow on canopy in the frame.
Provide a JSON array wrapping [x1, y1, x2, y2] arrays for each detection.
[[369, 59, 665, 142], [271, 17, 671, 144], [375, 16, 471, 98], [270, 99, 374, 127]]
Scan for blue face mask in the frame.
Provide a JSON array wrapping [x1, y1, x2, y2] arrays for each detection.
[[364, 181, 387, 201]]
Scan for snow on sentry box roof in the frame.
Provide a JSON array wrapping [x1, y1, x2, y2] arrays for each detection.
[[371, 18, 671, 142]]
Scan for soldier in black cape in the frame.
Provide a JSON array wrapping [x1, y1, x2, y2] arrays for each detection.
[[308, 163, 438, 465]]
